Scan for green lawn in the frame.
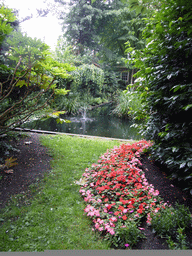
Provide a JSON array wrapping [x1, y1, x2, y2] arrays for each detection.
[[0, 134, 135, 251]]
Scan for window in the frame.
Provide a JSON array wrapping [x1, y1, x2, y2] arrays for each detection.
[[121, 72, 128, 81]]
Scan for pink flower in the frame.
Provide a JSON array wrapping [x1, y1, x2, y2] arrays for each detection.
[[109, 221, 115, 227], [95, 223, 100, 229], [98, 227, 104, 231], [110, 217, 117, 222], [105, 224, 110, 230], [109, 229, 115, 235], [125, 244, 129, 247], [152, 190, 159, 196], [87, 212, 95, 216], [95, 210, 100, 216], [146, 220, 151, 225]]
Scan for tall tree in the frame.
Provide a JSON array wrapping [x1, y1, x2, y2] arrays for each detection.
[[57, 0, 106, 55], [56, 0, 146, 86]]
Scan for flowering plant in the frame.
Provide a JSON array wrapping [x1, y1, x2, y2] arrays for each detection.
[[79, 140, 169, 249]]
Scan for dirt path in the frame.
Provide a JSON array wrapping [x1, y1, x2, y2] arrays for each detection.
[[0, 133, 52, 209]]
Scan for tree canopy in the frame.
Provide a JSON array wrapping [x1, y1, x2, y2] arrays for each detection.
[[55, 0, 146, 68]]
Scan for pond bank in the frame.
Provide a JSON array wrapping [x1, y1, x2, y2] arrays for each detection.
[[12, 127, 136, 143]]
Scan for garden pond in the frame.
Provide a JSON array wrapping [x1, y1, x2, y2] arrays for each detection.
[[21, 103, 143, 140]]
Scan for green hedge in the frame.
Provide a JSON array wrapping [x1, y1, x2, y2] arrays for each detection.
[[128, 0, 192, 193]]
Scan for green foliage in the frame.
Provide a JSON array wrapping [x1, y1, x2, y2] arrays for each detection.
[[5, 31, 75, 80], [54, 36, 98, 67], [61, 0, 106, 53], [151, 203, 191, 249], [113, 91, 145, 119], [127, 0, 164, 15], [0, 4, 16, 47], [53, 92, 82, 114], [71, 64, 104, 97], [0, 7, 75, 135], [126, 0, 192, 192], [98, 4, 146, 65], [106, 221, 145, 249], [58, 0, 146, 69]]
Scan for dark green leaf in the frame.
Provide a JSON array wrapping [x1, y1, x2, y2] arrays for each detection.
[[180, 162, 186, 168]]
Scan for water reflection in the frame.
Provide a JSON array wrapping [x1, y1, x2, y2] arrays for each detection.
[[22, 104, 143, 140]]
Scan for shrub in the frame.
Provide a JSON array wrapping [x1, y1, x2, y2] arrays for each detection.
[[151, 203, 192, 249], [126, 0, 192, 193], [113, 91, 145, 119]]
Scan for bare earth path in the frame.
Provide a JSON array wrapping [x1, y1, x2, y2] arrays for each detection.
[[0, 133, 191, 249]]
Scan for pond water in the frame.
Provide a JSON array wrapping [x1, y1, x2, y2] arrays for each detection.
[[22, 104, 143, 140]]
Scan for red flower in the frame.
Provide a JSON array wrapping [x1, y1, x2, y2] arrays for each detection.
[[127, 204, 134, 209], [122, 215, 127, 220], [107, 205, 112, 210], [114, 211, 120, 216], [118, 205, 125, 212], [135, 183, 142, 189], [96, 186, 105, 191], [96, 180, 100, 186]]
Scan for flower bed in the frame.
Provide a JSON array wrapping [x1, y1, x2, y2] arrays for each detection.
[[79, 140, 170, 249]]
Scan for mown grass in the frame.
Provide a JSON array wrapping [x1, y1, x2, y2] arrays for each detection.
[[0, 134, 136, 251]]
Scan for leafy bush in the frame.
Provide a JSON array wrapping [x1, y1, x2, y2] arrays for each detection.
[[113, 91, 145, 119], [53, 92, 81, 114], [106, 221, 145, 249], [151, 203, 192, 249], [126, 0, 192, 192], [102, 70, 119, 96]]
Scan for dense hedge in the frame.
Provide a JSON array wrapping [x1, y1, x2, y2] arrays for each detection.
[[129, 0, 192, 193]]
